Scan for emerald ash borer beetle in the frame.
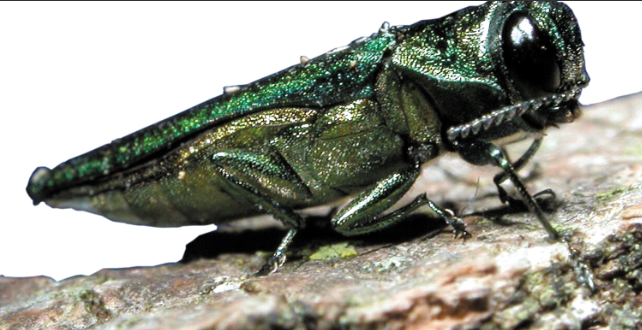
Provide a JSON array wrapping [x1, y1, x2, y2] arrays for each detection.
[[27, 1, 589, 276]]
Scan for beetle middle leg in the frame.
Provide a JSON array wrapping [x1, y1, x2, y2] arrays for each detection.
[[211, 150, 313, 275], [331, 166, 470, 239]]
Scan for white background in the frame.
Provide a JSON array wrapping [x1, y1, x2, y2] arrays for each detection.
[[1, 2, 641, 281]]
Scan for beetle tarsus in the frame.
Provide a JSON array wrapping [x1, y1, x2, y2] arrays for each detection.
[[533, 188, 556, 200], [424, 201, 471, 240], [452, 220, 471, 240], [443, 209, 471, 240], [501, 188, 558, 213], [254, 254, 287, 277], [253, 228, 297, 276]]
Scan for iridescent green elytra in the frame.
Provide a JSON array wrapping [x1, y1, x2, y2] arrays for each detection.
[[27, 1, 589, 275]]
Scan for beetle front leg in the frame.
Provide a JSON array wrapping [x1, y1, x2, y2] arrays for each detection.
[[331, 167, 470, 239], [493, 137, 556, 209], [458, 140, 596, 291], [211, 150, 311, 276], [458, 141, 559, 239]]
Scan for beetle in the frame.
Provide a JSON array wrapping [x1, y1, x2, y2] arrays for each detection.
[[27, 1, 588, 275]]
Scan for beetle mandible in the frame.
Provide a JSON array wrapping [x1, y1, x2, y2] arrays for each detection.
[[27, 1, 588, 275]]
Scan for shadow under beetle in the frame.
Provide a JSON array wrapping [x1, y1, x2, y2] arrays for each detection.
[[27, 2, 591, 277]]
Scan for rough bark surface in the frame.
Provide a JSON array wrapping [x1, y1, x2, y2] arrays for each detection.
[[2, 93, 642, 330]]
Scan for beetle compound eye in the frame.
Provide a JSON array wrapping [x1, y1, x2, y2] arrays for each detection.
[[502, 13, 561, 98]]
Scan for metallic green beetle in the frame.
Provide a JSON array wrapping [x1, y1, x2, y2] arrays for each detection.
[[27, 1, 588, 275]]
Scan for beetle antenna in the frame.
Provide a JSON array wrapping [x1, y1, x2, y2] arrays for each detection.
[[460, 177, 480, 216], [447, 88, 581, 142]]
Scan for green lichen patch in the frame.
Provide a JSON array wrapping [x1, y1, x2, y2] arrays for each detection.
[[596, 186, 637, 201], [309, 242, 358, 261], [76, 288, 111, 322]]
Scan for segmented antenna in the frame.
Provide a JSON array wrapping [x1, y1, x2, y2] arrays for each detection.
[[446, 88, 581, 142]]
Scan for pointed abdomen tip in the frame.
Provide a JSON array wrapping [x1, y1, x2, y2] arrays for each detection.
[[27, 167, 52, 205]]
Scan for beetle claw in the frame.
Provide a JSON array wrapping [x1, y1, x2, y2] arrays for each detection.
[[442, 209, 471, 240], [451, 219, 471, 240], [253, 254, 287, 277]]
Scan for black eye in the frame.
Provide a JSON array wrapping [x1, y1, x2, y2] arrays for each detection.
[[502, 13, 561, 98]]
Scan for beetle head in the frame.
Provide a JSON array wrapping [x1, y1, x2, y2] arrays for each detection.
[[498, 2, 588, 131], [445, 1, 589, 142]]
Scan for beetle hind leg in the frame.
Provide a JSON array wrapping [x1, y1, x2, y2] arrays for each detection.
[[253, 228, 298, 276], [211, 150, 312, 275]]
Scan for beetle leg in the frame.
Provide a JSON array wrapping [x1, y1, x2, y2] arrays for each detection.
[[493, 150, 558, 238], [494, 151, 595, 292], [493, 137, 542, 203], [460, 141, 559, 239], [331, 167, 470, 239], [493, 138, 556, 209], [459, 141, 595, 291], [211, 150, 311, 276]]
